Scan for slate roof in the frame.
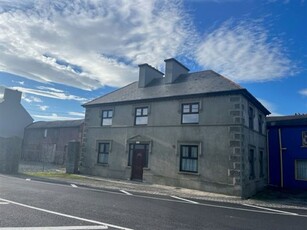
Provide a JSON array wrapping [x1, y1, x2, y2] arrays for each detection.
[[27, 119, 84, 129], [267, 115, 307, 127], [84, 70, 270, 114]]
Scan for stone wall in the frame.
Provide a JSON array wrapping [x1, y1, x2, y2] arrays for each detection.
[[0, 137, 22, 174]]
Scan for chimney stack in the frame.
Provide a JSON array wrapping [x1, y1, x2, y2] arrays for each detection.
[[164, 58, 189, 84], [3, 88, 22, 104], [138, 64, 164, 88]]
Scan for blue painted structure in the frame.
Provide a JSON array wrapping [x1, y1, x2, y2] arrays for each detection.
[[267, 115, 307, 189]]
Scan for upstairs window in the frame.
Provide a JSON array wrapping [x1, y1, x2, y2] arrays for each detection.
[[182, 103, 199, 124], [135, 107, 148, 125], [180, 145, 198, 173], [97, 142, 110, 164], [302, 131, 307, 147], [101, 110, 113, 126], [258, 114, 263, 134], [248, 106, 254, 130]]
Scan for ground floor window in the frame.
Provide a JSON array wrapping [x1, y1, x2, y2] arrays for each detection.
[[180, 145, 198, 173], [97, 142, 110, 164], [259, 150, 264, 178], [249, 148, 255, 180], [128, 144, 149, 167], [296, 160, 307, 180]]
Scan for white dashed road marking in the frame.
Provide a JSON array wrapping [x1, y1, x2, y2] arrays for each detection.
[[0, 202, 9, 205], [119, 190, 132, 195], [0, 226, 107, 229], [71, 184, 78, 188], [171, 196, 199, 204], [242, 203, 298, 216], [25, 178, 31, 181], [0, 197, 133, 230]]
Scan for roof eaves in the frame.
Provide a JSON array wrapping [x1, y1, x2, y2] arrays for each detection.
[[83, 89, 247, 108], [241, 89, 271, 115], [82, 82, 137, 107]]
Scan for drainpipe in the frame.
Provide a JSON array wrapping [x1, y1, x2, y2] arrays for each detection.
[[267, 129, 270, 185], [278, 128, 287, 188]]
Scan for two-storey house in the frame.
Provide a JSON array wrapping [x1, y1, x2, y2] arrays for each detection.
[[81, 58, 270, 198]]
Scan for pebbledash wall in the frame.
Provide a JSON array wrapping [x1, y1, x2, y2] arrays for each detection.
[[80, 58, 269, 198]]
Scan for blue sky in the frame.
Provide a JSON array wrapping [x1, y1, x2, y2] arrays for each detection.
[[0, 0, 306, 121]]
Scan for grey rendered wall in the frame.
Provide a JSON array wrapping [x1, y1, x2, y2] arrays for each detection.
[[0, 137, 22, 173], [0, 101, 33, 138], [240, 97, 268, 198], [81, 94, 253, 196]]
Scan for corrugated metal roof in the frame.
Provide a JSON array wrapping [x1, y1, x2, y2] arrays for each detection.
[[27, 119, 84, 129], [84, 70, 243, 106]]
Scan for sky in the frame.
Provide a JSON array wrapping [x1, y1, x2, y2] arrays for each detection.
[[0, 0, 306, 121]]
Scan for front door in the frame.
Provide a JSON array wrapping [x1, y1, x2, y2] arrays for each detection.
[[131, 145, 147, 181]]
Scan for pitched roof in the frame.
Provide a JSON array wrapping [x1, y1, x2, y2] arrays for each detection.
[[267, 115, 307, 127], [83, 70, 270, 114], [26, 119, 84, 129], [85, 70, 242, 105]]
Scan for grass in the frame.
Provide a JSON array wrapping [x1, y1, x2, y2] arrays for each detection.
[[23, 171, 84, 180]]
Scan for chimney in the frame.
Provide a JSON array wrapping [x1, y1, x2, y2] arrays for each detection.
[[3, 88, 22, 103], [164, 58, 189, 84], [138, 64, 164, 88]]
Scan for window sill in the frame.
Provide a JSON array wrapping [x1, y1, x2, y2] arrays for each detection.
[[96, 163, 109, 167], [178, 171, 200, 176], [181, 123, 199, 125]]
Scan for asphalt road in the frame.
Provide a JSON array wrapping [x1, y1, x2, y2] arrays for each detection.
[[1, 174, 307, 230]]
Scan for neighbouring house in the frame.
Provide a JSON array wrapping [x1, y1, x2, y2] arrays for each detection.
[[80, 58, 270, 198], [22, 120, 84, 165], [267, 115, 307, 189], [0, 88, 33, 138]]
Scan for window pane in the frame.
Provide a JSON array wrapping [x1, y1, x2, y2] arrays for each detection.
[[98, 153, 108, 164], [103, 111, 108, 118], [191, 104, 199, 113], [181, 159, 197, 172], [180, 145, 198, 173], [108, 110, 113, 117], [136, 108, 142, 116], [183, 104, 190, 113], [182, 114, 199, 123], [191, 146, 198, 158], [302, 131, 307, 146], [102, 118, 112, 126], [142, 107, 148, 115], [182, 146, 189, 157], [297, 160, 307, 180], [136, 116, 148, 125]]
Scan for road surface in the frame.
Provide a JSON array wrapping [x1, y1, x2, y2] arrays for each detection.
[[1, 174, 307, 229]]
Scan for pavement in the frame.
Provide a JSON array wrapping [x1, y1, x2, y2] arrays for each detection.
[[18, 161, 307, 211]]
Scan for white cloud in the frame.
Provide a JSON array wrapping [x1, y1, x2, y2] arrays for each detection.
[[0, 0, 196, 89], [195, 20, 296, 82], [299, 89, 307, 96], [39, 105, 49, 111], [12, 86, 87, 102], [36, 86, 64, 93], [68, 111, 85, 117], [22, 94, 43, 103], [33, 113, 82, 121]]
